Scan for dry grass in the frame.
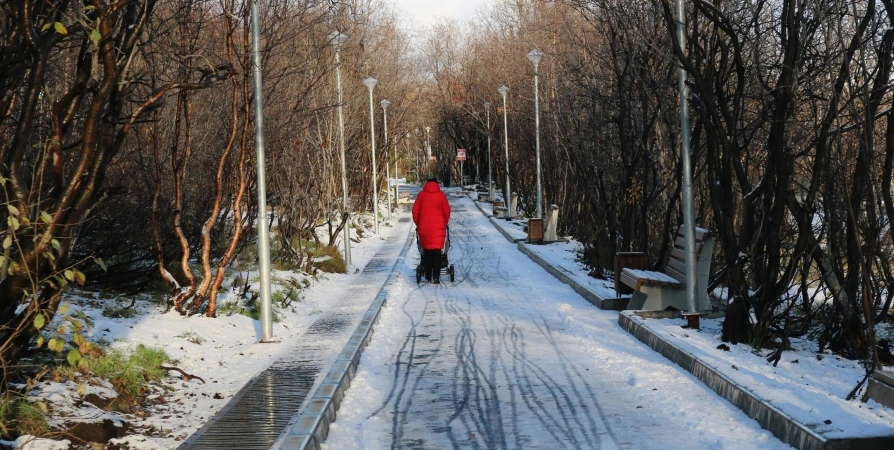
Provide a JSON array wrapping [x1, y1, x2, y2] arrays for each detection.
[[312, 245, 346, 274]]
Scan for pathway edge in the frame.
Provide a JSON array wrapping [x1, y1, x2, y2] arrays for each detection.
[[272, 232, 415, 450], [517, 242, 628, 311]]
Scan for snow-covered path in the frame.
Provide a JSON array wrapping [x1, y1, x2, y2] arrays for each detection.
[[323, 194, 791, 450]]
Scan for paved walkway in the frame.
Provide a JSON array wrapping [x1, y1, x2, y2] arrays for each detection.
[[322, 195, 791, 450], [178, 204, 415, 450]]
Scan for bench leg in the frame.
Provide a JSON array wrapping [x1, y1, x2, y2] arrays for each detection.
[[639, 286, 688, 311], [628, 291, 648, 310]]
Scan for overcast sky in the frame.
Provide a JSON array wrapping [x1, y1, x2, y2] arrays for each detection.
[[393, 0, 486, 28]]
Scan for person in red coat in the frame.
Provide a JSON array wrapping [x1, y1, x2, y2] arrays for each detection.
[[413, 178, 451, 283]]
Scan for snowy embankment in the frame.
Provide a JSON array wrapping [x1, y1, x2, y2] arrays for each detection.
[[519, 240, 620, 301], [8, 202, 411, 450], [624, 313, 894, 441]]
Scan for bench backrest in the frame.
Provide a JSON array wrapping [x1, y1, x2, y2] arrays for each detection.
[[664, 226, 713, 285]]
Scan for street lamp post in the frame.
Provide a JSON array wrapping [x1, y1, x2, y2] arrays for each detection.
[[328, 30, 351, 266], [425, 126, 432, 178], [363, 77, 380, 235], [674, 0, 698, 313], [498, 85, 511, 216], [484, 102, 494, 201], [414, 128, 420, 183], [250, 0, 273, 341], [380, 99, 392, 221], [406, 131, 419, 186], [527, 49, 544, 219]]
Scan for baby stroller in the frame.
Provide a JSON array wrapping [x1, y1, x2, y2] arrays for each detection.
[[416, 227, 455, 284]]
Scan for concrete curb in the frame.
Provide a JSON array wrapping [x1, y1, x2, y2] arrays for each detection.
[[472, 200, 494, 218], [473, 200, 525, 243], [273, 233, 415, 450], [489, 216, 526, 243], [517, 242, 628, 311], [617, 311, 894, 450]]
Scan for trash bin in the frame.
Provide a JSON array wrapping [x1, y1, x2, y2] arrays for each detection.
[[527, 219, 544, 243]]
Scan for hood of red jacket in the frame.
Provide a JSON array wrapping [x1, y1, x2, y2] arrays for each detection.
[[423, 181, 441, 193]]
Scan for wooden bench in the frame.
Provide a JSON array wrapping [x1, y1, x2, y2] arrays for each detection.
[[621, 226, 714, 311]]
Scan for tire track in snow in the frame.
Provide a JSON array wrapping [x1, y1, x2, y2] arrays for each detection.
[[537, 320, 622, 448]]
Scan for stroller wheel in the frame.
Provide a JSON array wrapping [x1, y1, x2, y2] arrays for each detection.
[[449, 265, 455, 282]]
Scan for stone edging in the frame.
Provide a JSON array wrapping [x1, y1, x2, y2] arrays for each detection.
[[517, 242, 628, 311], [472, 199, 494, 218], [617, 311, 894, 450], [489, 216, 526, 243], [272, 232, 415, 450], [473, 200, 526, 243]]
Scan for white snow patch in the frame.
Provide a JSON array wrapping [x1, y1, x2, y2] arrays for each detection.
[[1, 435, 71, 450]]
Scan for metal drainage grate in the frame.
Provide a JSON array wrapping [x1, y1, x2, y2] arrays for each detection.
[[177, 361, 319, 449], [363, 259, 391, 273], [306, 317, 351, 336]]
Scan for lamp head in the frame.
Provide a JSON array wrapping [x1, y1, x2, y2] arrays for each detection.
[[327, 31, 348, 48], [380, 99, 391, 109], [363, 77, 378, 90], [498, 85, 510, 97], [484, 101, 491, 108], [527, 49, 543, 67]]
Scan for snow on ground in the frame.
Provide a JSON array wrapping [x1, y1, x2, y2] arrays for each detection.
[[19, 196, 413, 449], [323, 194, 792, 450], [521, 240, 621, 300], [0, 436, 71, 450], [630, 314, 894, 439]]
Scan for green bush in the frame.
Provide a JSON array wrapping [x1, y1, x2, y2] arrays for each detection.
[[102, 304, 138, 319], [0, 396, 48, 438], [90, 345, 169, 396], [219, 298, 282, 323]]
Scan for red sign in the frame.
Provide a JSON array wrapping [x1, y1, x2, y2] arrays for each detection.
[[456, 148, 466, 161]]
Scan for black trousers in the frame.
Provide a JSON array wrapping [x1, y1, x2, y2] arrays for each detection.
[[423, 249, 442, 280]]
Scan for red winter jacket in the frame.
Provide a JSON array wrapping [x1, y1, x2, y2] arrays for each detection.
[[413, 181, 451, 250]]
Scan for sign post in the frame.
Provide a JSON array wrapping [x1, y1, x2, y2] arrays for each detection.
[[457, 148, 466, 187]]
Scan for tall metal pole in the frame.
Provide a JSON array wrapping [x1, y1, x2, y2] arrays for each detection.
[[528, 50, 544, 219], [676, 0, 698, 312], [485, 102, 494, 201], [498, 86, 511, 213], [459, 159, 464, 187], [425, 126, 432, 178], [250, 0, 272, 342], [381, 99, 392, 221], [363, 77, 379, 235], [405, 132, 411, 189], [329, 31, 351, 266], [414, 129, 421, 184]]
